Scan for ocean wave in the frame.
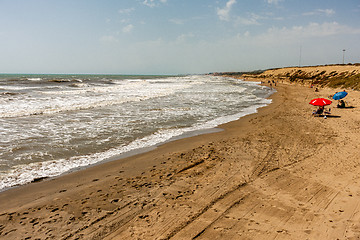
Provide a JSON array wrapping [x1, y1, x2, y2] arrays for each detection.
[[0, 77, 200, 118], [0, 75, 275, 191], [0, 100, 271, 191], [27, 78, 42, 81], [0, 92, 20, 96]]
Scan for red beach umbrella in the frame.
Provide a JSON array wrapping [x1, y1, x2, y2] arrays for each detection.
[[309, 98, 332, 106]]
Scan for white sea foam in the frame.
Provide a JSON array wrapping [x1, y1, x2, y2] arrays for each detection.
[[27, 78, 42, 81], [0, 77, 200, 118], [0, 75, 275, 191], [0, 99, 271, 191]]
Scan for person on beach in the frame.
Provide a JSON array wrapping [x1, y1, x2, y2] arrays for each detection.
[[313, 106, 324, 116], [337, 100, 346, 108]]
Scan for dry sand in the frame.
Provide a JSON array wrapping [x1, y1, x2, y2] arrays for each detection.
[[1, 67, 360, 239]]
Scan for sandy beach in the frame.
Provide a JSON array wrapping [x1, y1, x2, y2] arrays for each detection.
[[1, 66, 360, 239]]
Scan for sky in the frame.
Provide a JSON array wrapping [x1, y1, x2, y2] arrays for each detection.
[[0, 0, 359, 74]]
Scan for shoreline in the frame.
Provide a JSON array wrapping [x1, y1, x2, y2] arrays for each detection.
[[1, 75, 360, 239], [0, 80, 275, 202], [0, 76, 272, 192]]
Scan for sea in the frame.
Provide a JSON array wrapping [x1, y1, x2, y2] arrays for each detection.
[[0, 74, 274, 191]]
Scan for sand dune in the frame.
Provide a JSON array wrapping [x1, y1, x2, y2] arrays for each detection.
[[245, 64, 360, 90]]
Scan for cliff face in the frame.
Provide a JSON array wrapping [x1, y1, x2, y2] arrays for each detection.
[[248, 64, 360, 90]]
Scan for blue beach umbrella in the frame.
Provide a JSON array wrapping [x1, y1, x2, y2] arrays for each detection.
[[333, 91, 348, 100]]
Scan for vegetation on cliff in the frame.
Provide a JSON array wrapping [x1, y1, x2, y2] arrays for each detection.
[[217, 64, 360, 90]]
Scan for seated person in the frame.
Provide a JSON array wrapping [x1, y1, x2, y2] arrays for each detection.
[[337, 100, 345, 108], [313, 106, 324, 115]]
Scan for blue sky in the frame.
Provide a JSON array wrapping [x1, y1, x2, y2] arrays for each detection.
[[0, 0, 359, 74]]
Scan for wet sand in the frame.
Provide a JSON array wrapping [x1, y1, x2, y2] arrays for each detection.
[[1, 73, 360, 239]]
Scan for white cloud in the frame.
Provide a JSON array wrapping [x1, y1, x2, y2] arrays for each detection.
[[262, 22, 360, 42], [143, 0, 167, 8], [176, 33, 195, 43], [266, 0, 283, 5], [122, 24, 134, 33], [236, 31, 250, 39], [217, 0, 237, 21], [321, 9, 335, 16], [118, 8, 135, 14], [235, 13, 262, 25], [169, 19, 185, 25], [143, 0, 155, 7], [273, 17, 284, 21], [303, 9, 335, 17]]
